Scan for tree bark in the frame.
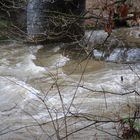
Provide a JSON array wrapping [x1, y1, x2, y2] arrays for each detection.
[[27, 0, 85, 43]]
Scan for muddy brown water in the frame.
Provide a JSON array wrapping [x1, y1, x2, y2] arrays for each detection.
[[0, 29, 140, 140]]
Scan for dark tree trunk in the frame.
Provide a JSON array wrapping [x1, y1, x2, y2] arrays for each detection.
[[27, 0, 85, 43]]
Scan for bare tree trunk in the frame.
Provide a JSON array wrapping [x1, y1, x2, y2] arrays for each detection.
[[27, 0, 85, 43]]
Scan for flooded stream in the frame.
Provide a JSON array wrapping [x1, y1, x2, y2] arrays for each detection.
[[0, 28, 140, 140]]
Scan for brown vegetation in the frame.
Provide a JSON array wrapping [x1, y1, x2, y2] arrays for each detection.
[[85, 0, 140, 28]]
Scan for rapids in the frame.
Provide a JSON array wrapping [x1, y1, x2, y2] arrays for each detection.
[[0, 28, 140, 140]]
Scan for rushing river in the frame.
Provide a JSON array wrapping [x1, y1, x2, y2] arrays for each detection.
[[0, 28, 140, 140]]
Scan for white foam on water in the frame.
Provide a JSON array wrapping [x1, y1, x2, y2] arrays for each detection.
[[0, 45, 45, 80], [85, 67, 140, 93], [0, 42, 140, 137], [0, 76, 40, 116], [16, 54, 45, 74], [28, 44, 44, 53], [47, 54, 70, 69]]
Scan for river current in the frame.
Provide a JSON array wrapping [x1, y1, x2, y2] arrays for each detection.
[[0, 29, 140, 140]]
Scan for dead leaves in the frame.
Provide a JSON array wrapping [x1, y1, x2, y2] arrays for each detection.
[[119, 4, 129, 18], [104, 3, 129, 33], [104, 22, 114, 33]]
